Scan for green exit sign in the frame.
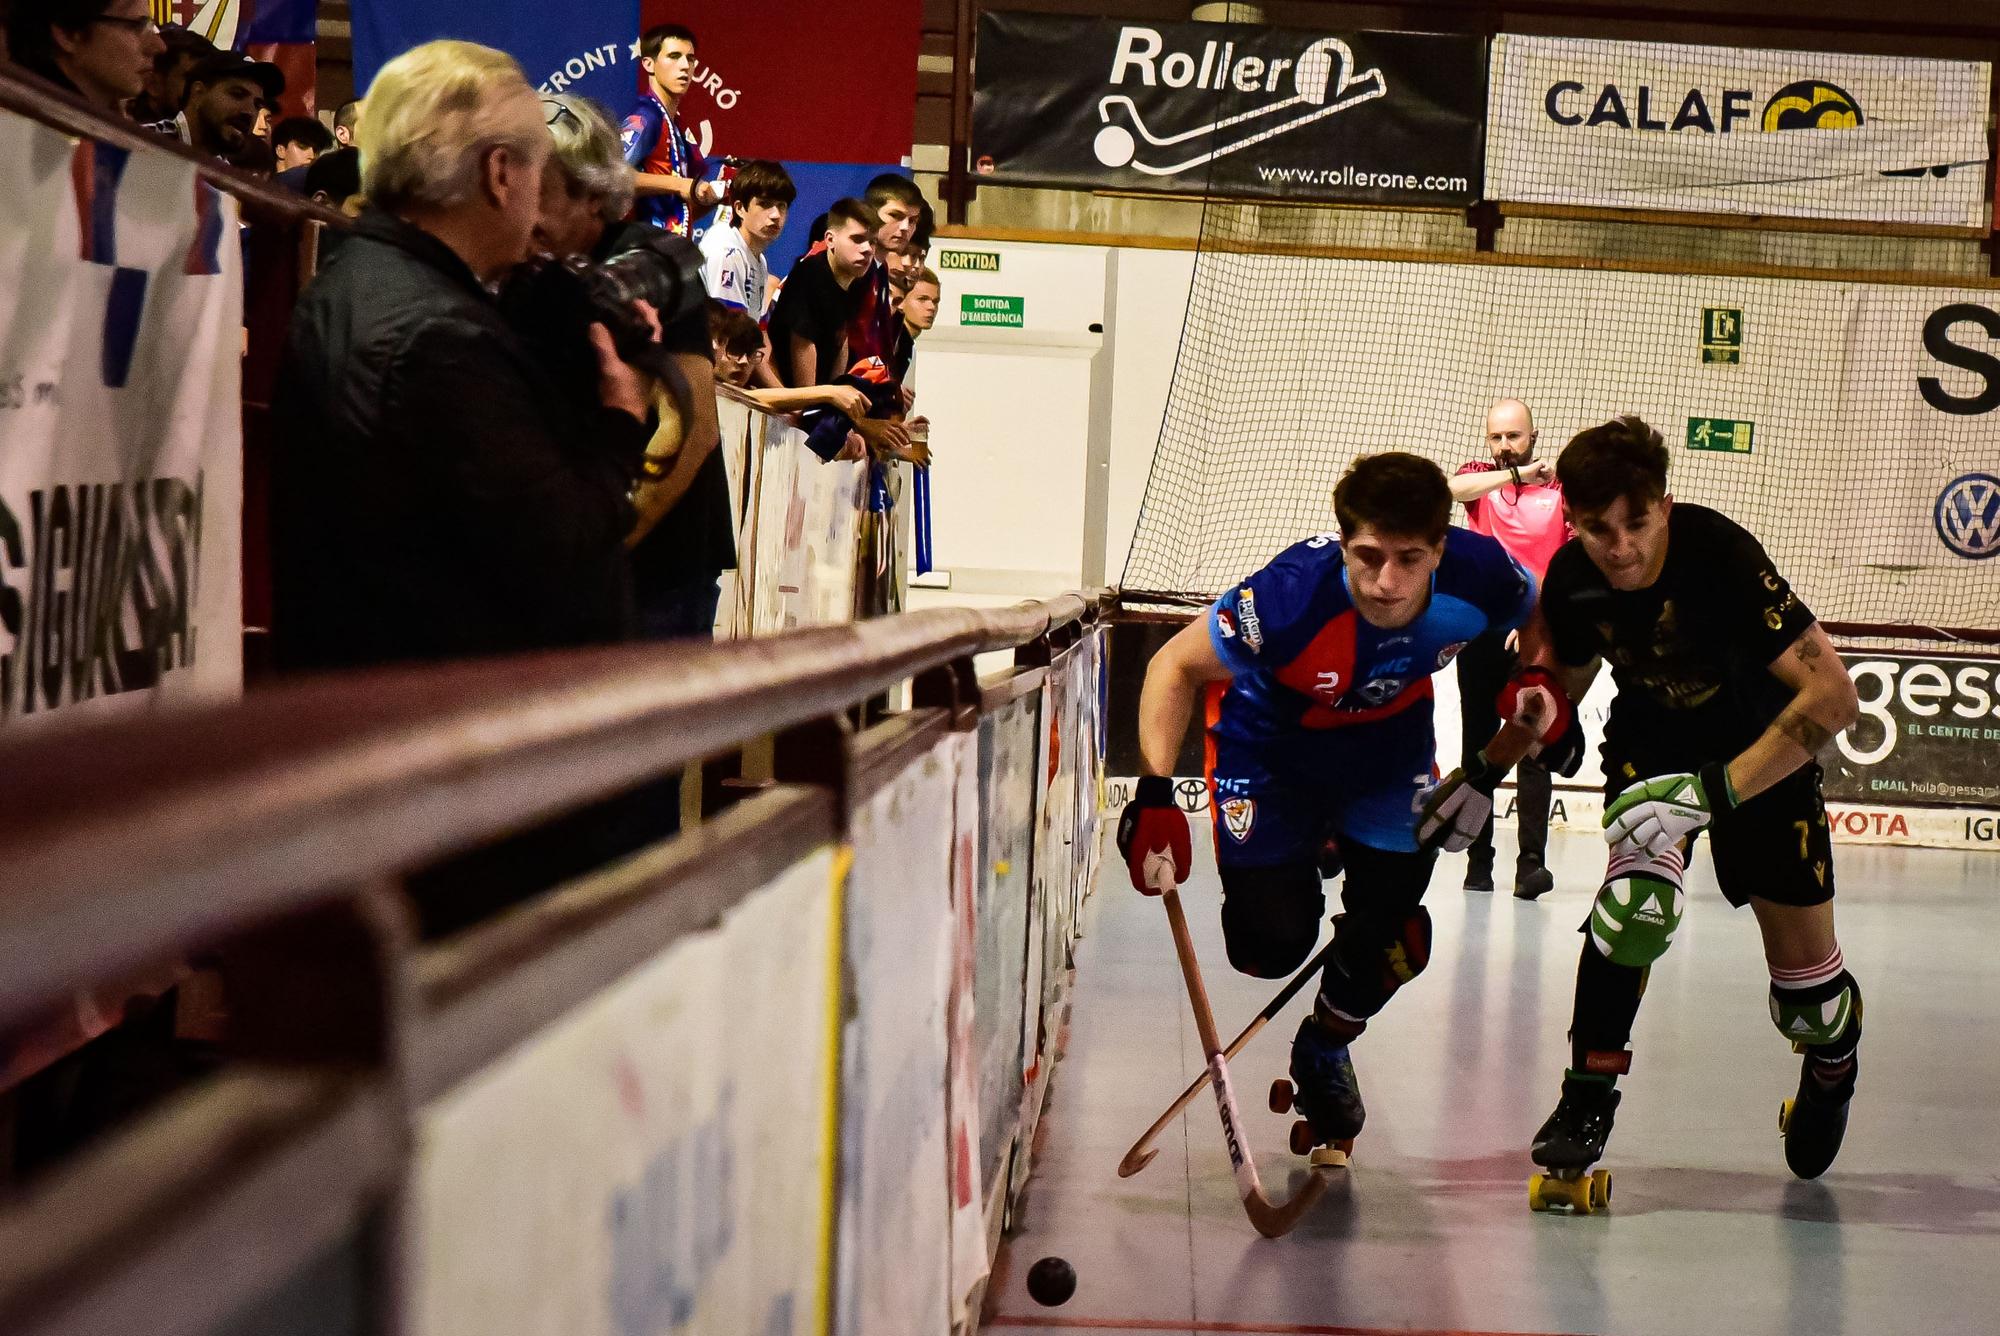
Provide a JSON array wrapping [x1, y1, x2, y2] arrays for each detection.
[[1687, 417, 1754, 453], [1701, 306, 1743, 364], [938, 249, 1001, 273], [962, 294, 1025, 328]]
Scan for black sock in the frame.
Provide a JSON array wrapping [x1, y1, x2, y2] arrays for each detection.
[[1568, 943, 1646, 1074]]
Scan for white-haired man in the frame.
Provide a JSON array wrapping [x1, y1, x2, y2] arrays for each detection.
[[273, 41, 658, 671]]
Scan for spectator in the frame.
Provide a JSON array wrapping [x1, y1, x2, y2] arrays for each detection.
[[6, 0, 165, 113], [128, 21, 212, 124], [709, 301, 872, 420], [884, 242, 923, 308], [525, 92, 725, 646], [302, 146, 364, 261], [709, 303, 765, 389], [333, 97, 363, 148], [168, 49, 282, 159], [891, 265, 939, 386], [621, 22, 715, 235], [699, 158, 792, 318], [272, 114, 334, 171], [842, 174, 923, 368], [766, 197, 876, 388], [272, 39, 656, 674], [251, 100, 270, 142]]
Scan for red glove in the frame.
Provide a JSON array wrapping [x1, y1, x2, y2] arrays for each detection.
[[1497, 665, 1573, 745], [1498, 665, 1585, 776], [1116, 775, 1191, 895]]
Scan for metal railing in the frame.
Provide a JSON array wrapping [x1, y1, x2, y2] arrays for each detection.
[[0, 590, 1109, 1336]]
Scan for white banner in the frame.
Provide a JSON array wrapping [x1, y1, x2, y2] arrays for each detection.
[[944, 729, 987, 1327], [1485, 35, 1991, 226], [0, 114, 243, 729], [411, 847, 840, 1336], [836, 737, 960, 1336], [730, 411, 910, 636]]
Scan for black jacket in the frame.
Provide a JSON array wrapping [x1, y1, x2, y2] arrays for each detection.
[[272, 210, 650, 670]]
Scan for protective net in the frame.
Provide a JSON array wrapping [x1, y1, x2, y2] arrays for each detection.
[[1122, 92, 2000, 639]]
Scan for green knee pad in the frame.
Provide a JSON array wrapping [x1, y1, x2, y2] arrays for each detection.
[[1588, 871, 1685, 967], [1770, 973, 1859, 1047]]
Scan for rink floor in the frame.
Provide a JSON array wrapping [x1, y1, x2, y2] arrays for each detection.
[[984, 822, 2000, 1336]]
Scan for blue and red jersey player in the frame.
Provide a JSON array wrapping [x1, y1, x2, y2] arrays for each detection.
[[1118, 453, 1543, 1155], [622, 25, 711, 235]]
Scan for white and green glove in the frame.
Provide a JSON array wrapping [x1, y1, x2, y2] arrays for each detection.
[[1602, 763, 1736, 858]]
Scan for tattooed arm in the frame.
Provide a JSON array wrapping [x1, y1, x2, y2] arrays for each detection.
[[1723, 623, 1861, 802]]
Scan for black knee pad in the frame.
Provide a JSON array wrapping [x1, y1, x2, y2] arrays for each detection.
[[1219, 862, 1325, 978], [1321, 905, 1433, 1025]]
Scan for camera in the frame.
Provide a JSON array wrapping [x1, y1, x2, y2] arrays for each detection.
[[500, 230, 707, 400]]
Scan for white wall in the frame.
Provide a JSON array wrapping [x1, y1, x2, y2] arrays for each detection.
[[909, 239, 1194, 602]]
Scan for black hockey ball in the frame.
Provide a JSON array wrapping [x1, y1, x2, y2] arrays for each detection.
[[1026, 1255, 1076, 1307]]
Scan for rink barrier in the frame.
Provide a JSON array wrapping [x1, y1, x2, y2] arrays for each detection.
[[718, 389, 913, 637], [0, 592, 1109, 1336]]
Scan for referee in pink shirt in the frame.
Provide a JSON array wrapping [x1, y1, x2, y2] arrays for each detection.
[[1450, 398, 1571, 899]]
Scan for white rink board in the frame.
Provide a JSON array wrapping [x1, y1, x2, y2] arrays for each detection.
[[836, 736, 961, 1336], [410, 847, 839, 1336]]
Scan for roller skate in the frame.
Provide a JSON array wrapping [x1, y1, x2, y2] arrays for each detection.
[[1779, 1047, 1856, 1180], [1528, 1071, 1619, 1214], [1268, 1017, 1360, 1169]]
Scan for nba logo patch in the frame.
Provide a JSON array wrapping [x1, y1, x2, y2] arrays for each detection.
[[1221, 797, 1256, 842]]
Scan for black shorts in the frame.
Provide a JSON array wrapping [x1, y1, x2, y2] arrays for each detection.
[[1603, 757, 1833, 909]]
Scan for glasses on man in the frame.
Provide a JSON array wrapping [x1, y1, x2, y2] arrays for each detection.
[[541, 99, 581, 130], [94, 13, 161, 35], [715, 347, 765, 364]]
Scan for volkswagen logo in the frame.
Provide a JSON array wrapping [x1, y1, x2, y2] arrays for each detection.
[[1935, 473, 2000, 560]]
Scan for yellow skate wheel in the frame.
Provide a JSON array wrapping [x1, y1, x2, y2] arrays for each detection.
[[1528, 1173, 1550, 1211], [1589, 1169, 1612, 1211], [1779, 1098, 1795, 1136]]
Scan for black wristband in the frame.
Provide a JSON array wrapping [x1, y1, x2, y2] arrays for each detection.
[[1135, 774, 1175, 806], [1466, 749, 1505, 792], [1698, 761, 1737, 811]]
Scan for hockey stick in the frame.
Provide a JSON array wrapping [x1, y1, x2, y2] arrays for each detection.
[[1153, 869, 1332, 1239], [1117, 936, 1336, 1178]]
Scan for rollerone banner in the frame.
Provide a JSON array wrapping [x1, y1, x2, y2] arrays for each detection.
[[972, 13, 1485, 206], [1485, 35, 1992, 227], [1826, 650, 2000, 807], [0, 115, 243, 731]]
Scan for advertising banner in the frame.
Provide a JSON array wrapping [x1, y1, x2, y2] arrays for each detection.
[[973, 13, 1485, 205], [353, 0, 639, 116], [836, 738, 960, 1336], [1485, 35, 1992, 226], [1826, 651, 2000, 807], [0, 118, 243, 731], [972, 694, 1038, 1190], [411, 847, 839, 1336]]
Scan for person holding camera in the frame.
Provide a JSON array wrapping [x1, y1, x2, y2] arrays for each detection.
[[272, 41, 662, 671], [523, 92, 731, 642]]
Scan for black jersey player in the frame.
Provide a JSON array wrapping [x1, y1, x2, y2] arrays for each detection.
[[1483, 418, 1863, 1203]]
